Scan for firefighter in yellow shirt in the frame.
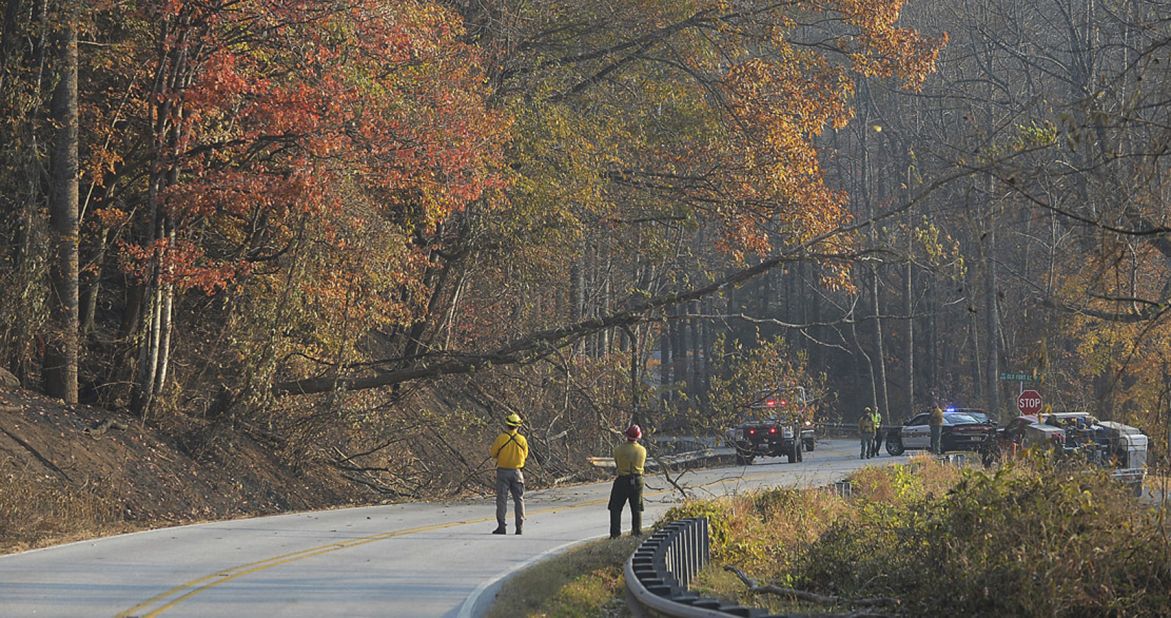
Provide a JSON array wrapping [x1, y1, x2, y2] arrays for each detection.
[[491, 413, 529, 535], [609, 424, 647, 538]]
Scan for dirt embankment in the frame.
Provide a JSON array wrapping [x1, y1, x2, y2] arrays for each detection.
[[0, 384, 368, 554]]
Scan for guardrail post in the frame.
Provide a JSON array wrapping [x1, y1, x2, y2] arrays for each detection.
[[628, 516, 782, 617]]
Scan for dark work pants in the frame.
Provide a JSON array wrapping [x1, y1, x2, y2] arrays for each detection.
[[608, 474, 643, 537]]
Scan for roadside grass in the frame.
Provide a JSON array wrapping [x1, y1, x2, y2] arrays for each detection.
[[486, 536, 640, 618], [0, 467, 122, 554], [485, 456, 1169, 617], [672, 454, 1171, 616]]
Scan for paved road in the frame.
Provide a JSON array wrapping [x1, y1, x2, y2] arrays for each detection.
[[0, 439, 898, 617]]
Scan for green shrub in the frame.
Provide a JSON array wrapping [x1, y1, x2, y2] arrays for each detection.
[[687, 457, 1170, 616], [798, 460, 1170, 616]]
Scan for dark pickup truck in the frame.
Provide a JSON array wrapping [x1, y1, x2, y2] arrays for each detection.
[[725, 389, 814, 465], [728, 418, 803, 465]]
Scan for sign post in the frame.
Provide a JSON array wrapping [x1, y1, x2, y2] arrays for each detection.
[[1017, 389, 1043, 416]]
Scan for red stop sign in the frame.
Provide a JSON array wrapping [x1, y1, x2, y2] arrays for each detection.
[[1017, 389, 1043, 415]]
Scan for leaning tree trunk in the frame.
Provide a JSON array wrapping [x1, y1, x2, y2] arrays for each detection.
[[44, 7, 78, 404]]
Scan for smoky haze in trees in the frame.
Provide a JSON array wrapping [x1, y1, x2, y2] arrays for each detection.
[[1, 0, 1167, 479]]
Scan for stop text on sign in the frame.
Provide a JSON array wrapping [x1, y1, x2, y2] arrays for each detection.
[[1017, 389, 1043, 414]]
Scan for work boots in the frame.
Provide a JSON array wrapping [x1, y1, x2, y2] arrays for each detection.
[[492, 525, 506, 535]]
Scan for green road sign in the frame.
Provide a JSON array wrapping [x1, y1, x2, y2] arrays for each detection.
[[999, 371, 1034, 382]]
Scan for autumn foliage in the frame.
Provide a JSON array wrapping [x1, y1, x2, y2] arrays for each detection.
[[3, 0, 953, 458]]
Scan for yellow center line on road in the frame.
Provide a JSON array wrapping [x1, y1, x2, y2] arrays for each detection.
[[116, 497, 613, 617], [115, 516, 483, 618], [117, 458, 845, 617]]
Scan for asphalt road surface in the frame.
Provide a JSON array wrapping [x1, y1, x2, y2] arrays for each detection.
[[0, 438, 898, 617]]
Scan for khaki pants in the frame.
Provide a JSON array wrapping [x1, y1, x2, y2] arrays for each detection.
[[495, 468, 525, 530]]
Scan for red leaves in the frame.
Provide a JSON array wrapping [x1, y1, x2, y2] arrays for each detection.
[[183, 51, 251, 111], [167, 0, 508, 229], [119, 238, 246, 295], [106, 0, 508, 319]]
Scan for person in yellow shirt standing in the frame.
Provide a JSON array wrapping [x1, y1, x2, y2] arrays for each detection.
[[609, 424, 647, 539], [491, 413, 529, 535], [929, 404, 945, 455]]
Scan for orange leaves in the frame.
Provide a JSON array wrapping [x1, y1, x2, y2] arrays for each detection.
[[685, 0, 943, 255], [714, 50, 854, 251], [91, 207, 129, 229], [160, 0, 183, 19], [822, 0, 947, 90], [298, 214, 431, 333]]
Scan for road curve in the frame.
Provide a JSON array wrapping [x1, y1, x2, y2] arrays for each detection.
[[0, 439, 898, 617]]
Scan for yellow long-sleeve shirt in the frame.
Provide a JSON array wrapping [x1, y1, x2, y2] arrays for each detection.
[[613, 441, 647, 476], [491, 429, 528, 469]]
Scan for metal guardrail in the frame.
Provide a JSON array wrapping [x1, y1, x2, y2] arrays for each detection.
[[625, 518, 775, 617]]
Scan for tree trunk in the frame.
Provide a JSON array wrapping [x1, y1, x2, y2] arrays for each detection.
[[671, 304, 685, 401], [859, 101, 890, 421], [697, 297, 707, 393], [0, 0, 23, 91], [905, 265, 914, 412], [851, 313, 878, 412], [81, 226, 108, 334], [132, 18, 169, 416], [570, 255, 584, 355], [43, 8, 78, 404], [627, 324, 640, 426], [968, 265, 983, 403], [665, 318, 674, 400], [688, 300, 700, 399], [905, 207, 915, 413], [926, 275, 936, 399], [871, 265, 890, 423], [155, 282, 174, 393], [982, 222, 1001, 419]]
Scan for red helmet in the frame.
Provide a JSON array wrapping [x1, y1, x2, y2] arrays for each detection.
[[625, 424, 642, 441]]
